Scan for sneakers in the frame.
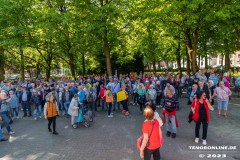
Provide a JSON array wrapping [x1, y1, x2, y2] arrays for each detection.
[[125, 112, 129, 116], [171, 133, 176, 138], [108, 115, 113, 118], [0, 138, 8, 142], [34, 117, 37, 120], [195, 138, 199, 143], [39, 116, 42, 119], [9, 131, 15, 135], [16, 116, 19, 119], [202, 140, 207, 145], [122, 110, 126, 114], [53, 131, 58, 135], [48, 128, 52, 132], [166, 131, 171, 137]]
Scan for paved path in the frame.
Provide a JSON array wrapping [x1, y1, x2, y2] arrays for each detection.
[[0, 98, 240, 160]]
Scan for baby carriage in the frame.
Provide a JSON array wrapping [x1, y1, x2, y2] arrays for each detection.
[[72, 107, 91, 129]]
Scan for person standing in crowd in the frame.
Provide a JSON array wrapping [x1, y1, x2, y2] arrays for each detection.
[[8, 90, 19, 119], [174, 75, 181, 98], [197, 81, 211, 101], [0, 114, 8, 141], [164, 83, 175, 97], [188, 84, 198, 105], [44, 94, 59, 135], [99, 85, 106, 111], [0, 92, 15, 135], [58, 87, 65, 113], [147, 85, 157, 105], [119, 84, 129, 116], [140, 106, 163, 160], [155, 81, 162, 108], [208, 73, 219, 87], [87, 87, 97, 116], [133, 79, 140, 106], [63, 86, 72, 117], [162, 90, 179, 138], [20, 86, 32, 117], [191, 91, 214, 145], [68, 94, 79, 126], [106, 86, 114, 118], [213, 81, 232, 118], [208, 80, 216, 106], [30, 90, 42, 120], [222, 73, 231, 88], [111, 78, 121, 111], [137, 84, 146, 113]]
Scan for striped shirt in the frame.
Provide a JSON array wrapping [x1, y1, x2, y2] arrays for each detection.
[[164, 96, 178, 112]]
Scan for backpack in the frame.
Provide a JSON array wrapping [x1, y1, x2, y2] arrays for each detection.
[[88, 92, 94, 103]]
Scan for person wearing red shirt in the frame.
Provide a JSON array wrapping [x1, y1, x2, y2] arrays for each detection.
[[98, 85, 106, 111], [140, 107, 163, 160]]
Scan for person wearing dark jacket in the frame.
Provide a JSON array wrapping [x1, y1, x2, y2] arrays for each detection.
[[197, 81, 212, 101], [30, 90, 43, 120], [63, 86, 72, 117], [20, 86, 32, 117]]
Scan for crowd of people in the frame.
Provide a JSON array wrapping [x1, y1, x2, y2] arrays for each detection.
[[0, 69, 238, 159]]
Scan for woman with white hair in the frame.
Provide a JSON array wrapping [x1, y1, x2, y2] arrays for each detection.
[[213, 81, 232, 118], [208, 80, 216, 106]]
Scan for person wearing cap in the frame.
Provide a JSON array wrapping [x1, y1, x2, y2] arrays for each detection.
[[20, 85, 32, 117], [30, 90, 43, 120]]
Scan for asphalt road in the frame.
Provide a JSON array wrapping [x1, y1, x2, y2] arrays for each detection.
[[0, 97, 239, 160]]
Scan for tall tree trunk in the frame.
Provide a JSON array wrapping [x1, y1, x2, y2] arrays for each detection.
[[185, 28, 198, 73], [46, 68, 50, 81], [153, 60, 156, 73], [36, 63, 40, 79], [176, 38, 182, 75], [158, 61, 161, 70], [104, 30, 112, 76], [236, 28, 240, 51], [82, 52, 86, 75], [69, 52, 76, 79], [166, 61, 169, 69], [224, 39, 231, 70], [186, 46, 191, 74], [20, 49, 25, 82], [205, 55, 208, 69], [0, 47, 5, 81]]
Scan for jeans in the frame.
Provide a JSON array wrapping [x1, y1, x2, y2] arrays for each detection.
[[22, 101, 31, 116], [165, 114, 177, 134], [133, 93, 138, 103], [108, 103, 112, 116], [59, 101, 64, 111], [10, 108, 19, 118], [64, 102, 70, 115], [175, 87, 180, 98], [120, 100, 128, 112], [149, 99, 156, 105], [88, 101, 96, 116], [0, 126, 3, 140], [217, 99, 229, 110], [144, 148, 161, 160], [195, 120, 208, 139], [34, 105, 42, 118], [48, 116, 56, 132], [113, 93, 120, 110], [0, 111, 13, 133], [100, 99, 106, 111]]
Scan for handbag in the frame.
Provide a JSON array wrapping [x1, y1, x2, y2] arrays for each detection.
[[137, 122, 155, 150], [188, 100, 196, 123]]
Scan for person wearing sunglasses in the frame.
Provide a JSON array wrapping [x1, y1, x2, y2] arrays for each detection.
[[191, 91, 214, 145]]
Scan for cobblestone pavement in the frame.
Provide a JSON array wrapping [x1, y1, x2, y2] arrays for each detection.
[[0, 97, 239, 160]]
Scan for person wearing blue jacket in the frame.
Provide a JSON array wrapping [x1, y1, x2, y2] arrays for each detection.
[[30, 90, 43, 120], [8, 90, 19, 119]]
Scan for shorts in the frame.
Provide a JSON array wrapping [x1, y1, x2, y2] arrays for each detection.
[[217, 99, 229, 110]]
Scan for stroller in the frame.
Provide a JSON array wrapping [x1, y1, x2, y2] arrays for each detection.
[[72, 105, 92, 129]]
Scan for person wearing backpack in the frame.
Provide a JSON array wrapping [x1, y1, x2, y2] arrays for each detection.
[[106, 86, 114, 118], [87, 87, 97, 116]]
